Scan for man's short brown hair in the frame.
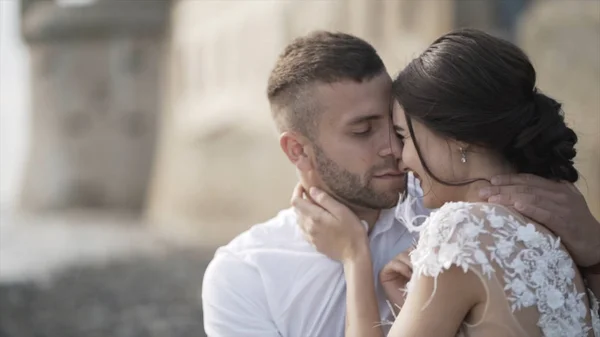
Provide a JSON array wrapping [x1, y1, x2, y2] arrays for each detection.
[[267, 31, 385, 138]]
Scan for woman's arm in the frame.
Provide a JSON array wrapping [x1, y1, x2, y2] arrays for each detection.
[[292, 186, 484, 337], [292, 185, 385, 337], [343, 247, 385, 337], [340, 250, 484, 337], [388, 266, 484, 337]]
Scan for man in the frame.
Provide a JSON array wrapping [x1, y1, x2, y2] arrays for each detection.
[[202, 31, 600, 337]]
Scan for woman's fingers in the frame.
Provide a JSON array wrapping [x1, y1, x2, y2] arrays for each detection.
[[380, 260, 413, 283], [291, 183, 306, 203], [292, 185, 370, 262], [394, 252, 412, 267], [292, 190, 335, 245], [393, 258, 413, 274], [309, 187, 351, 220], [390, 260, 412, 278], [292, 195, 329, 223], [381, 252, 413, 280]]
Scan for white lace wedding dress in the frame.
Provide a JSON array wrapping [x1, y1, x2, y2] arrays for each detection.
[[408, 202, 600, 337]]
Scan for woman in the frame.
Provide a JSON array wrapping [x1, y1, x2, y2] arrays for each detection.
[[293, 29, 600, 336]]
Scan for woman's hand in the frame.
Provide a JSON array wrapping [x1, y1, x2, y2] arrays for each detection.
[[380, 251, 413, 314], [291, 184, 369, 263]]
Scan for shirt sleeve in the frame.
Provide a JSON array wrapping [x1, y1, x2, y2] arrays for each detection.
[[202, 250, 281, 337]]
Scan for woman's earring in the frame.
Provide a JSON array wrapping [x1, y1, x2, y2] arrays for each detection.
[[460, 147, 467, 163]]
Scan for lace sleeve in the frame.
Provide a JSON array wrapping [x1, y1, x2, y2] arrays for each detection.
[[590, 290, 600, 335], [410, 202, 498, 282], [409, 201, 599, 337]]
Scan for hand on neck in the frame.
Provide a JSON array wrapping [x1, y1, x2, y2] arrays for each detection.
[[298, 177, 382, 233]]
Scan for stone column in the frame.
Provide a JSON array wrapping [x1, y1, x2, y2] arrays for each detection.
[[146, 1, 297, 245], [518, 0, 600, 220], [19, 0, 169, 211]]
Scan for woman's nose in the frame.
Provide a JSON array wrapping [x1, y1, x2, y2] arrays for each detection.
[[398, 160, 410, 173]]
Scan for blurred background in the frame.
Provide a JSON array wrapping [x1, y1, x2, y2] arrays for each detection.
[[0, 0, 598, 336]]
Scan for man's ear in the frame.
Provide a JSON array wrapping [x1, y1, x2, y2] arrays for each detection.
[[280, 131, 313, 172]]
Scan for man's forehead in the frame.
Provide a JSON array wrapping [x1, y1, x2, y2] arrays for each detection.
[[313, 79, 392, 125]]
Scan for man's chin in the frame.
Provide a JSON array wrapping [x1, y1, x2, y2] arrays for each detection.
[[367, 183, 403, 206], [383, 193, 401, 208], [337, 191, 398, 211], [372, 183, 404, 199], [367, 191, 401, 209]]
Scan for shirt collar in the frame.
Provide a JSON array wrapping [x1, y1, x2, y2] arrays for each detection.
[[369, 207, 400, 237], [370, 172, 433, 237]]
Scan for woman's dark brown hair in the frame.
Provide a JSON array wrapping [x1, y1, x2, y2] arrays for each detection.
[[393, 28, 578, 186]]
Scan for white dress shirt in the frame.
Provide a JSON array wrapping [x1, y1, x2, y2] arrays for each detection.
[[202, 176, 428, 337]]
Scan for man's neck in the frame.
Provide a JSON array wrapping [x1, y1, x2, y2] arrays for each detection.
[[350, 206, 381, 233], [297, 177, 383, 232], [305, 192, 382, 231]]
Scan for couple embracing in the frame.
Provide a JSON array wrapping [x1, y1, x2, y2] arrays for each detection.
[[203, 29, 600, 337]]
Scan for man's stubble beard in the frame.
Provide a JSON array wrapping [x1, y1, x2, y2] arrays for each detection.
[[313, 145, 400, 210]]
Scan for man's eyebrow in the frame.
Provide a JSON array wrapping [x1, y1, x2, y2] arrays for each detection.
[[346, 114, 382, 125]]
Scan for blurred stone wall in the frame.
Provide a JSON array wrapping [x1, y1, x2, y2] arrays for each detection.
[[17, 0, 597, 246], [518, 0, 600, 220], [145, 0, 454, 245], [19, 0, 168, 211]]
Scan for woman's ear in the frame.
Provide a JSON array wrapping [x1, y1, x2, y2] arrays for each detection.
[[280, 131, 313, 172], [451, 140, 471, 152]]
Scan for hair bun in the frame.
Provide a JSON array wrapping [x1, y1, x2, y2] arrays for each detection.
[[505, 91, 578, 182]]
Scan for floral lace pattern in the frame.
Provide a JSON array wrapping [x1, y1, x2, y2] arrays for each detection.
[[410, 202, 600, 337]]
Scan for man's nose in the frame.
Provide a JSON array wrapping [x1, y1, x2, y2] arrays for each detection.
[[379, 131, 403, 159]]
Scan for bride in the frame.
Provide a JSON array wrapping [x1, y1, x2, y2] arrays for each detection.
[[292, 29, 600, 337]]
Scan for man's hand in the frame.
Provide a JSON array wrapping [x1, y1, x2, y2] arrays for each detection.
[[479, 173, 600, 267]]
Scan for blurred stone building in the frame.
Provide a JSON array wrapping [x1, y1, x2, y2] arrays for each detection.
[[19, 0, 168, 211], [145, 0, 455, 245], [18, 0, 599, 247]]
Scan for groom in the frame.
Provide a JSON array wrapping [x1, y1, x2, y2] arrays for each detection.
[[202, 31, 600, 337]]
